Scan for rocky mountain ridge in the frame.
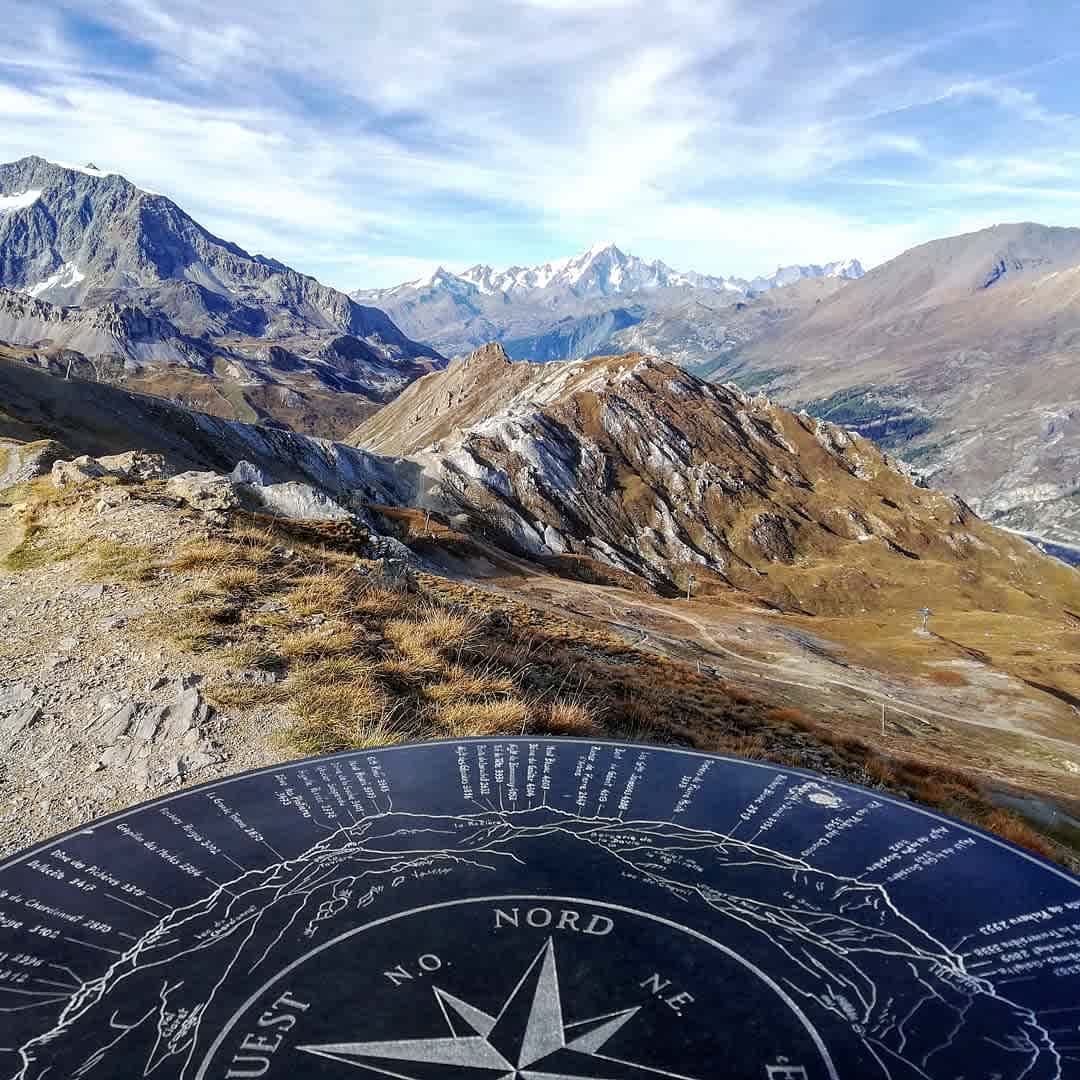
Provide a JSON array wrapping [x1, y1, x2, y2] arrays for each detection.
[[352, 241, 863, 357], [0, 156, 443, 435], [348, 343, 1076, 615], [8, 342, 1074, 623]]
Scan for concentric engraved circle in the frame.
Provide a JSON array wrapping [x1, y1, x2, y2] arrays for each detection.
[[1, 738, 1078, 1080], [198, 896, 840, 1080]]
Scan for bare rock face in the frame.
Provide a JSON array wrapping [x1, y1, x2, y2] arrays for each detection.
[[49, 449, 174, 488], [0, 156, 444, 433], [1, 702, 41, 738], [230, 459, 269, 485], [91, 679, 223, 791], [0, 438, 69, 487], [51, 455, 108, 487], [162, 461, 356, 524], [238, 479, 352, 522], [166, 470, 241, 512], [96, 450, 173, 482]]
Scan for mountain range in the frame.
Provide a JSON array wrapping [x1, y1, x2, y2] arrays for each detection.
[[698, 223, 1080, 549], [355, 222, 1080, 550], [0, 156, 442, 436], [1, 154, 1078, 550], [352, 242, 863, 358]]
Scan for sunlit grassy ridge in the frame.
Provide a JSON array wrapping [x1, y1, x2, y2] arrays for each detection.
[[153, 513, 1063, 862], [2, 474, 1069, 865]]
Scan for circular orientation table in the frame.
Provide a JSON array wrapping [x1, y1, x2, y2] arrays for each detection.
[[1, 738, 1078, 1080]]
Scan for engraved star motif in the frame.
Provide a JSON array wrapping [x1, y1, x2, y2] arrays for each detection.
[[298, 938, 699, 1079]]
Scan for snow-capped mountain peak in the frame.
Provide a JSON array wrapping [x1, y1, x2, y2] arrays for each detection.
[[350, 243, 866, 355], [826, 257, 864, 279], [365, 242, 865, 307], [747, 259, 865, 292], [438, 242, 738, 300], [47, 159, 116, 179]]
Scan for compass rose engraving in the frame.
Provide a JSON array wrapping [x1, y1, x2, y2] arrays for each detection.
[[298, 938, 699, 1079]]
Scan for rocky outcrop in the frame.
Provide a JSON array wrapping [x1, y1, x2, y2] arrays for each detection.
[[165, 464, 355, 522], [92, 677, 223, 790], [51, 455, 108, 487], [51, 450, 174, 488], [165, 471, 240, 512], [240, 479, 352, 521], [1, 356, 412, 508], [0, 438, 69, 487]]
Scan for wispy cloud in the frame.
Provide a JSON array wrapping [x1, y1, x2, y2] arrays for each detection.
[[0, 0, 1077, 285]]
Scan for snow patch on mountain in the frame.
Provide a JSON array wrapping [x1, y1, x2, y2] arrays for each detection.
[[0, 189, 42, 212], [47, 160, 115, 178], [448, 242, 734, 299], [747, 259, 865, 292], [26, 262, 85, 298]]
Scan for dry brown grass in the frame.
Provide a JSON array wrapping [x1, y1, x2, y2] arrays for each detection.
[[279, 624, 363, 661], [712, 733, 768, 759], [385, 607, 480, 658], [150, 514, 1078, 867], [85, 540, 157, 582], [437, 698, 531, 737], [287, 709, 415, 755], [539, 700, 604, 737], [229, 524, 279, 548], [285, 571, 359, 617], [169, 535, 275, 572], [209, 565, 263, 592], [287, 656, 365, 687], [980, 810, 1057, 859], [422, 664, 519, 703], [764, 706, 814, 727], [929, 669, 969, 687], [292, 674, 387, 729], [169, 539, 243, 571], [206, 679, 289, 710]]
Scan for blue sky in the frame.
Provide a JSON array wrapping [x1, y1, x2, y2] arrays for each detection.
[[1, 0, 1078, 288]]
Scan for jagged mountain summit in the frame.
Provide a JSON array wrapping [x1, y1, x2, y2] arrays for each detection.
[[352, 242, 862, 358], [748, 258, 863, 291], [711, 222, 1080, 549], [0, 156, 443, 436], [454, 241, 735, 297]]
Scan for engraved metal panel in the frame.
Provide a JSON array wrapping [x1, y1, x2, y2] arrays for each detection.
[[1, 738, 1078, 1079]]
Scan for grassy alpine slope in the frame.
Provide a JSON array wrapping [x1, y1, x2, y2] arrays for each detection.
[[1, 472, 1073, 866]]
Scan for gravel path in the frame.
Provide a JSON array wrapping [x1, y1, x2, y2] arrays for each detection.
[[0, 491, 291, 859]]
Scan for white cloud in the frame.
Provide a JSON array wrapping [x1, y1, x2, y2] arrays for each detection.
[[0, 0, 1077, 286]]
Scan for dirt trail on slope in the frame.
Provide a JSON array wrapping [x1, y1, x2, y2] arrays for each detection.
[[459, 568, 1080, 808]]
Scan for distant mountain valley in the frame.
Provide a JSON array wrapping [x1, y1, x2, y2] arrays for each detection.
[[355, 225, 1080, 551], [1, 154, 1078, 550]]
